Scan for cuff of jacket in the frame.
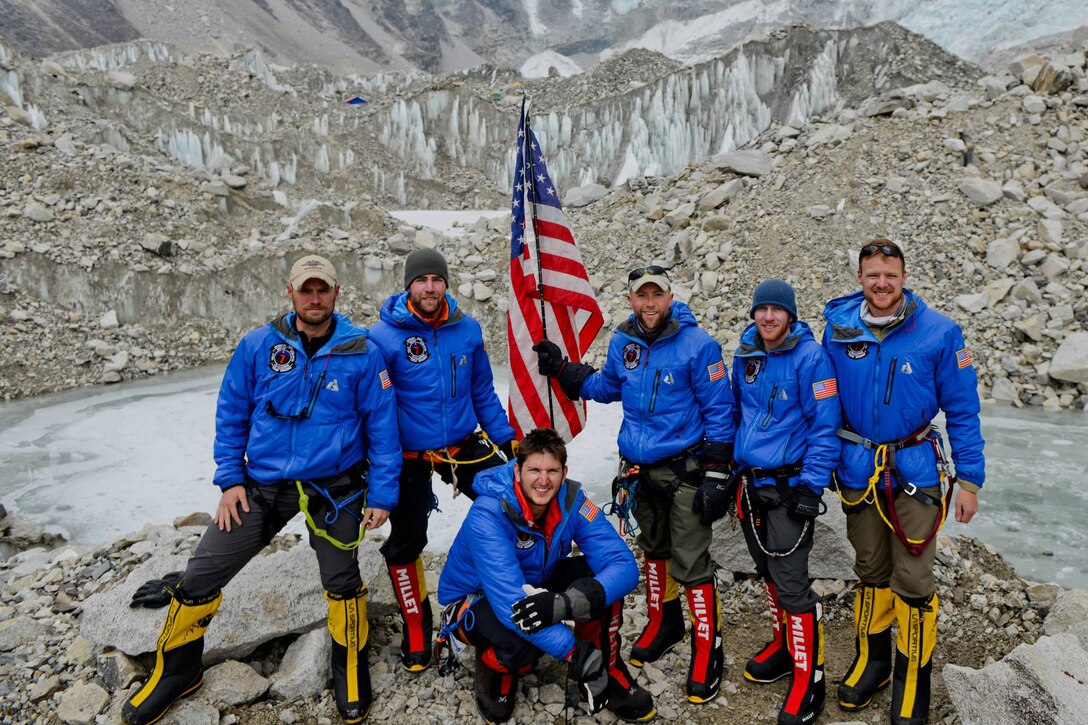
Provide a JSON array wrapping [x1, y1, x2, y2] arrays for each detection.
[[956, 478, 980, 494]]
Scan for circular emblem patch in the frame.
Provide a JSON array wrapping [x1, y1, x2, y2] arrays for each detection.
[[622, 342, 642, 370], [269, 342, 296, 373], [405, 336, 429, 363], [515, 532, 536, 550], [744, 359, 763, 384], [846, 342, 870, 360]]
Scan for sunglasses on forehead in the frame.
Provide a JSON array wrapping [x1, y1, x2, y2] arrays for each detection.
[[859, 243, 904, 260], [628, 265, 670, 281]]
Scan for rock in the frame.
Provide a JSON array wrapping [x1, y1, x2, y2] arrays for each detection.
[[57, 681, 110, 724], [107, 70, 136, 91], [709, 490, 854, 580], [104, 351, 130, 373], [1039, 253, 1069, 280], [67, 636, 96, 667], [808, 205, 832, 219], [1044, 590, 1088, 637], [958, 178, 1002, 206], [154, 698, 219, 724], [174, 512, 213, 528], [986, 237, 1019, 268], [989, 377, 1020, 404], [1025, 583, 1060, 611], [222, 174, 247, 188], [943, 634, 1088, 725], [1049, 333, 1088, 383], [201, 660, 270, 705], [664, 203, 694, 227], [472, 282, 493, 301], [270, 628, 330, 700], [1037, 219, 1063, 245], [564, 183, 607, 207], [1022, 95, 1047, 114], [99, 310, 120, 330], [955, 292, 990, 313], [414, 229, 438, 249], [98, 650, 143, 690], [141, 233, 175, 257], [1011, 279, 1043, 304], [204, 181, 230, 197], [709, 150, 772, 177], [0, 616, 48, 652], [697, 179, 743, 212], [859, 96, 913, 117], [29, 674, 60, 702], [23, 202, 55, 222]]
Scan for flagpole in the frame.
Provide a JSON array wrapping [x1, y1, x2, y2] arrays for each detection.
[[522, 96, 556, 427]]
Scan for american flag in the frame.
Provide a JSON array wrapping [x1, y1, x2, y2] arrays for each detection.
[[508, 97, 604, 442], [812, 378, 838, 400], [956, 347, 972, 369]]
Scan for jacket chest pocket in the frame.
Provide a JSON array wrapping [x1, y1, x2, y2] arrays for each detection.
[[760, 374, 798, 427], [448, 351, 472, 398], [646, 366, 686, 414]]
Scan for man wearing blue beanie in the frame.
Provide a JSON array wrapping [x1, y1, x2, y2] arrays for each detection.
[[732, 278, 841, 725]]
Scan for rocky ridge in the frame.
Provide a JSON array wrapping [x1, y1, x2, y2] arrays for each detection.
[[2, 502, 1084, 725]]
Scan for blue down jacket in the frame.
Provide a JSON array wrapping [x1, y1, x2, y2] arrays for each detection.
[[731, 321, 841, 491], [437, 462, 638, 660], [213, 311, 402, 511], [822, 290, 985, 490], [369, 292, 515, 451], [579, 301, 736, 464]]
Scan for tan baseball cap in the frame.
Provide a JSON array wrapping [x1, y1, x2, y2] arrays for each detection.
[[289, 255, 337, 288], [628, 265, 671, 293]]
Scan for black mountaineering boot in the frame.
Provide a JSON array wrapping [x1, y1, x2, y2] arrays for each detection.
[[474, 647, 520, 724], [744, 582, 791, 684], [838, 583, 895, 711], [890, 593, 938, 725], [388, 558, 433, 672], [684, 579, 724, 704], [122, 588, 221, 725], [629, 558, 685, 667], [326, 585, 372, 722], [778, 604, 825, 725]]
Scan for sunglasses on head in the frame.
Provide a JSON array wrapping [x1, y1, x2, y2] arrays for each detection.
[[859, 243, 904, 260], [628, 265, 670, 281]]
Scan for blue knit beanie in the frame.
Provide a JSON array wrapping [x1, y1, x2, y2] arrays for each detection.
[[750, 279, 797, 320]]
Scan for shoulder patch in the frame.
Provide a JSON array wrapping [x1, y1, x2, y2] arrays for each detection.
[[812, 378, 837, 400], [579, 497, 600, 522], [707, 359, 726, 382], [379, 369, 392, 389], [956, 347, 972, 369], [622, 342, 642, 370]]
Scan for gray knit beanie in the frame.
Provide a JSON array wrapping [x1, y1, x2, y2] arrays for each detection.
[[403, 248, 449, 289], [750, 279, 797, 320]]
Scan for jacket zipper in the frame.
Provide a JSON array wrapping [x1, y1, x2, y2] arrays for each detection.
[[884, 357, 898, 405], [648, 370, 661, 413], [450, 355, 457, 398], [761, 384, 778, 427]]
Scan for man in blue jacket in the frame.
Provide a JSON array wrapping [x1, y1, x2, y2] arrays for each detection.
[[437, 427, 655, 723], [823, 240, 985, 725], [533, 266, 737, 704], [732, 279, 841, 725], [124, 255, 401, 725], [369, 248, 518, 673]]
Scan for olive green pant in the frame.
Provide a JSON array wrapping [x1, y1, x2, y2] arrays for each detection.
[[633, 457, 714, 586], [843, 485, 942, 601]]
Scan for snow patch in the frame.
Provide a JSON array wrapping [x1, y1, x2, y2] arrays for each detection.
[[520, 51, 584, 79]]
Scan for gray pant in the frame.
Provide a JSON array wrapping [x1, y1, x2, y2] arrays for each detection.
[[633, 457, 714, 586], [183, 475, 365, 598], [739, 485, 817, 613]]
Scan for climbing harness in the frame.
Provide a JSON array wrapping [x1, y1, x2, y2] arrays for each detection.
[[403, 431, 502, 498], [433, 596, 478, 676], [296, 474, 367, 551], [605, 459, 641, 536], [737, 463, 817, 558], [836, 423, 955, 557]]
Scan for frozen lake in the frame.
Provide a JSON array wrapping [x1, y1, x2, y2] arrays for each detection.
[[1, 366, 1086, 589]]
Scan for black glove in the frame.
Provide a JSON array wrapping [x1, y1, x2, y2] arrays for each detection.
[[511, 578, 605, 634], [532, 340, 596, 399], [787, 486, 825, 522], [692, 441, 736, 526], [569, 639, 609, 714], [130, 571, 184, 608], [499, 438, 518, 462], [532, 340, 565, 377]]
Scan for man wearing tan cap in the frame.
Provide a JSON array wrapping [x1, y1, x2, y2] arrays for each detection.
[[124, 254, 401, 725], [534, 265, 737, 706]]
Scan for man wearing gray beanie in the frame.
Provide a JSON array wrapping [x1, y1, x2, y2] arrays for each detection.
[[369, 247, 517, 674], [731, 278, 841, 725]]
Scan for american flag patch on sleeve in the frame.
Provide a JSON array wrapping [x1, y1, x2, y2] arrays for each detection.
[[956, 348, 972, 369], [812, 378, 838, 400], [707, 360, 726, 382], [579, 498, 600, 522], [379, 370, 392, 389]]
